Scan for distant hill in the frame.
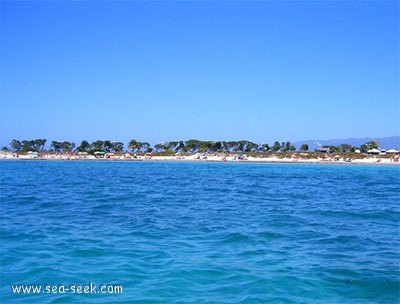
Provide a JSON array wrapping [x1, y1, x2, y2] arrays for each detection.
[[294, 136, 400, 151]]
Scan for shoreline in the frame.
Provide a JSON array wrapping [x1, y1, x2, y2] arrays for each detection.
[[1, 151, 399, 165]]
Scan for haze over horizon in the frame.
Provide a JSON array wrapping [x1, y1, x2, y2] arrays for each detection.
[[1, 1, 399, 147]]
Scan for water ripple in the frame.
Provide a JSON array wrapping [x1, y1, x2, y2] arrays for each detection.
[[1, 161, 399, 303]]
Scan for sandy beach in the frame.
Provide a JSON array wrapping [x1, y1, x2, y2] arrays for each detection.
[[1, 151, 399, 165]]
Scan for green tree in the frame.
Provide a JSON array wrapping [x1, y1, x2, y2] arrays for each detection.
[[197, 141, 209, 152], [10, 139, 22, 152], [61, 141, 75, 152], [112, 142, 124, 152], [50, 141, 63, 152], [154, 143, 165, 152], [300, 144, 309, 151], [340, 144, 352, 152], [139, 142, 151, 152], [103, 140, 113, 152], [76, 140, 90, 152], [220, 141, 229, 152], [91, 140, 104, 151], [128, 139, 140, 152], [236, 140, 246, 152], [360, 140, 378, 153], [216, 141, 229, 152], [244, 141, 259, 152], [185, 139, 200, 152], [166, 141, 180, 151], [323, 145, 341, 153], [176, 141, 185, 152], [271, 141, 281, 152], [260, 143, 270, 152], [21, 140, 36, 151], [281, 141, 291, 152], [228, 141, 241, 152], [34, 139, 47, 151], [206, 141, 216, 152]]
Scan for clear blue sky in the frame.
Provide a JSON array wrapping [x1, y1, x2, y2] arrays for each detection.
[[1, 0, 399, 148]]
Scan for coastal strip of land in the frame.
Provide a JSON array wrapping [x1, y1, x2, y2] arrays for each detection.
[[1, 151, 399, 164]]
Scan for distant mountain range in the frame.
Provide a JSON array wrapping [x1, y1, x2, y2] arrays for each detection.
[[293, 136, 400, 151]]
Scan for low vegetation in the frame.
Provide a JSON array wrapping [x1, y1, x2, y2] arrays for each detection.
[[4, 138, 389, 159]]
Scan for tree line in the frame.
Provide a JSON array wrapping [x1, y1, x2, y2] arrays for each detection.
[[6, 138, 379, 154]]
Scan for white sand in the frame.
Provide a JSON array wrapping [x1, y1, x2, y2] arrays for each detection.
[[1, 151, 398, 164]]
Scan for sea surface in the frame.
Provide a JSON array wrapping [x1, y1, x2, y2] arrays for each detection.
[[1, 160, 399, 303]]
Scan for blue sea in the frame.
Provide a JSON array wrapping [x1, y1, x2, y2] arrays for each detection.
[[1, 160, 399, 303]]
